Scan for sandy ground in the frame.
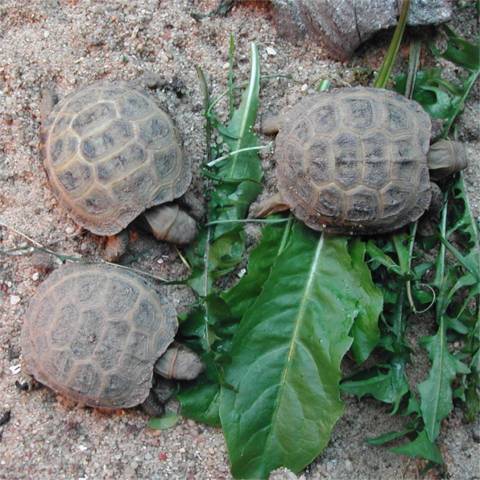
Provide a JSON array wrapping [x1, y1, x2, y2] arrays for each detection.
[[0, 1, 479, 479]]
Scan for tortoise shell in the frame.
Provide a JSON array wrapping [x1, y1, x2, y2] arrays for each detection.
[[275, 87, 432, 234], [41, 83, 191, 236], [21, 263, 178, 408]]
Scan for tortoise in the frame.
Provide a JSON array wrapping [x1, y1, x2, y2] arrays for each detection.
[[40, 81, 198, 260], [21, 263, 204, 411], [257, 87, 467, 234]]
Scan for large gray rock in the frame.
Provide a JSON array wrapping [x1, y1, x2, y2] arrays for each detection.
[[272, 0, 453, 60]]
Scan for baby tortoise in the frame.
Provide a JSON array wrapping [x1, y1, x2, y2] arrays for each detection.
[[21, 263, 204, 411], [257, 87, 467, 234], [41, 82, 198, 260]]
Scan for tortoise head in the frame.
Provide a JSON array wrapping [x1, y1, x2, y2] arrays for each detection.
[[427, 140, 468, 181]]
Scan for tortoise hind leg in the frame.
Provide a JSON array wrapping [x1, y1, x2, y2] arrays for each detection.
[[143, 204, 197, 245]]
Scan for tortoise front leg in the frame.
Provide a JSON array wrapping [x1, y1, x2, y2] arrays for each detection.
[[103, 230, 130, 262], [143, 204, 197, 245], [253, 191, 290, 218]]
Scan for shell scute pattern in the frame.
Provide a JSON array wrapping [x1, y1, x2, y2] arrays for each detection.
[[21, 264, 178, 408], [43, 83, 191, 236], [276, 87, 432, 234], [96, 143, 146, 184]]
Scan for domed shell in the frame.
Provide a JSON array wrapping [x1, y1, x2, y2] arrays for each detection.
[[275, 87, 432, 234], [42, 83, 191, 236], [21, 263, 178, 409]]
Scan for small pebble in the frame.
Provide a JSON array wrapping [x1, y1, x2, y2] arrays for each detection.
[[10, 295, 20, 305], [301, 83, 308, 92], [266, 46, 277, 56], [472, 428, 480, 443], [0, 410, 11, 427], [65, 226, 75, 235], [32, 272, 40, 281], [9, 364, 21, 375]]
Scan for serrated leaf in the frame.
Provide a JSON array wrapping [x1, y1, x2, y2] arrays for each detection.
[[148, 413, 180, 430], [219, 223, 381, 479], [390, 430, 443, 464], [434, 26, 480, 71], [341, 365, 409, 414], [418, 327, 470, 441], [181, 41, 262, 354]]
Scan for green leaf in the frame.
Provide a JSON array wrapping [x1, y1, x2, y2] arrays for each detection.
[[341, 365, 409, 414], [367, 428, 415, 446], [222, 216, 293, 319], [418, 326, 470, 441], [348, 240, 383, 363], [365, 240, 403, 276], [178, 381, 221, 426], [181, 41, 263, 354], [148, 413, 180, 430], [390, 430, 443, 464], [220, 223, 381, 479], [434, 26, 480, 71]]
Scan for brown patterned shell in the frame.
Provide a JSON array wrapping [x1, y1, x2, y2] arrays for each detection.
[[41, 83, 191, 236], [275, 87, 432, 234], [21, 263, 178, 409]]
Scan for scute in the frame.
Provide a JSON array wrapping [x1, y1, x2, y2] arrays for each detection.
[[42, 82, 190, 236], [72, 102, 117, 136], [57, 162, 92, 195], [275, 87, 432, 234], [21, 263, 179, 408], [342, 97, 374, 129]]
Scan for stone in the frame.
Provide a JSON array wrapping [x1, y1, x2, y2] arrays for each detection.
[[271, 0, 453, 60]]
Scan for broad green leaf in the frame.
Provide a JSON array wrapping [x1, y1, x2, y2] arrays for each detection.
[[222, 216, 293, 319], [178, 381, 221, 426], [341, 365, 409, 414], [390, 430, 443, 464], [148, 413, 180, 430], [418, 326, 470, 441], [220, 223, 381, 479], [348, 240, 382, 363]]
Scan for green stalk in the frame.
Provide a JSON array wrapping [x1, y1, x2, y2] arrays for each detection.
[[374, 0, 411, 88]]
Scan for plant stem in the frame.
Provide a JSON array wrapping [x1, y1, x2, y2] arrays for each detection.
[[196, 66, 213, 164], [442, 70, 480, 138], [374, 0, 411, 89]]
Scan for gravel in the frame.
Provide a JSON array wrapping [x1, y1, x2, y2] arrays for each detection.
[[0, 1, 478, 479]]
